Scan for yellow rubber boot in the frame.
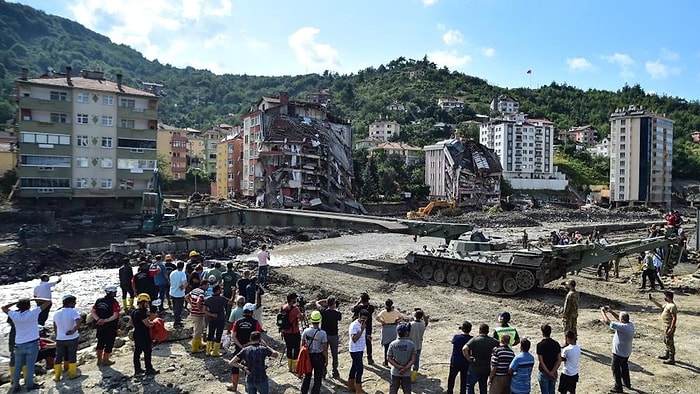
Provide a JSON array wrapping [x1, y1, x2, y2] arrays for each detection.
[[53, 365, 62, 381], [127, 298, 133, 309], [191, 338, 204, 353], [68, 363, 79, 379], [122, 298, 128, 309], [291, 359, 298, 372], [205, 341, 212, 356], [212, 343, 221, 357], [287, 358, 294, 372], [410, 370, 418, 382]]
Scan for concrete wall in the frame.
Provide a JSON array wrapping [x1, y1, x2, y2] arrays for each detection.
[[110, 236, 242, 254]]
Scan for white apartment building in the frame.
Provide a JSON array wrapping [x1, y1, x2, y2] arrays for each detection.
[[609, 106, 673, 207], [480, 116, 567, 190], [490, 95, 520, 114], [437, 96, 464, 112], [368, 120, 401, 141]]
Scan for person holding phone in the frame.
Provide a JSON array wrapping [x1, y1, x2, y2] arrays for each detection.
[[348, 309, 370, 393]]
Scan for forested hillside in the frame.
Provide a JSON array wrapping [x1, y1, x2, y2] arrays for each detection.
[[1, 0, 700, 182]]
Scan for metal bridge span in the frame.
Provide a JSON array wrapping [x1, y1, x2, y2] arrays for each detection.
[[173, 207, 473, 241]]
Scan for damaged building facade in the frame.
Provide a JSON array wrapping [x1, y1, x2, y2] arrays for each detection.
[[423, 139, 502, 206], [240, 92, 361, 213]]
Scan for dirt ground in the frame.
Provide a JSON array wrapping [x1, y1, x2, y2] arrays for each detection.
[[2, 205, 699, 394]]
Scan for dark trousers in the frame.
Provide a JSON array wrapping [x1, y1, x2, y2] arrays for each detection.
[[156, 285, 168, 310], [447, 364, 469, 394], [349, 351, 364, 384], [37, 302, 51, 326], [612, 353, 630, 389], [133, 338, 153, 372], [172, 296, 184, 326], [121, 284, 134, 300], [96, 326, 117, 352], [283, 332, 301, 359], [467, 371, 488, 394], [207, 319, 225, 342], [55, 338, 78, 363], [641, 269, 657, 289], [301, 353, 325, 394]]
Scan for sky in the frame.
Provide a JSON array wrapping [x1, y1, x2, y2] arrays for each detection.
[[11, 0, 700, 100]]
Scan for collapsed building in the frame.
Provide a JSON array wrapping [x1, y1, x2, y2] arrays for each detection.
[[423, 138, 503, 206], [240, 92, 363, 213]]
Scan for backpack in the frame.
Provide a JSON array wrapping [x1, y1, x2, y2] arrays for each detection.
[[276, 307, 293, 330], [149, 263, 159, 278]]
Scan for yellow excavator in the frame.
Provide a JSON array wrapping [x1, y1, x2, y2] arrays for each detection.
[[407, 200, 457, 219]]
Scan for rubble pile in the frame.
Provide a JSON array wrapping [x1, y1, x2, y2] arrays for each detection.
[[184, 193, 248, 217]]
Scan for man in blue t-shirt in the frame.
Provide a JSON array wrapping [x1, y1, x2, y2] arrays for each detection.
[[600, 306, 634, 393], [151, 256, 169, 313], [509, 338, 535, 394]]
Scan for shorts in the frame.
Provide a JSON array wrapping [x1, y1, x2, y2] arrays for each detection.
[[558, 373, 578, 393]]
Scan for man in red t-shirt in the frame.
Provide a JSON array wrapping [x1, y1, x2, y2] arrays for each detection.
[[91, 285, 121, 367], [280, 293, 302, 372]]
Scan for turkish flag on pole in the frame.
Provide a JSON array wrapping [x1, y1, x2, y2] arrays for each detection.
[[526, 69, 532, 74]]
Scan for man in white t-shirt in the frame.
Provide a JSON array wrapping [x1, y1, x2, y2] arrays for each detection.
[[348, 309, 369, 393], [559, 330, 580, 394], [33, 273, 62, 326], [257, 245, 270, 287], [169, 261, 188, 328], [52, 294, 82, 381]]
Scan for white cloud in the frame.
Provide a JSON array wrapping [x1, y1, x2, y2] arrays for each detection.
[[601, 53, 635, 78], [427, 50, 471, 70], [288, 27, 341, 72], [482, 47, 496, 58], [660, 47, 679, 61], [442, 29, 464, 46], [203, 33, 228, 49], [645, 61, 670, 79], [566, 57, 593, 71], [422, 0, 439, 6]]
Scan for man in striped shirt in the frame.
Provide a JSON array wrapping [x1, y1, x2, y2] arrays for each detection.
[[509, 338, 535, 394], [489, 334, 515, 394]]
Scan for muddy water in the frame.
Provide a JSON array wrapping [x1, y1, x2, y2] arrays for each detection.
[[0, 233, 439, 357]]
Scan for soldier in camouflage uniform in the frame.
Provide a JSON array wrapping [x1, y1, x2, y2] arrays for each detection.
[[562, 279, 579, 336]]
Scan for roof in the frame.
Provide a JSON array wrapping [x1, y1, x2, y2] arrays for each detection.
[[525, 118, 555, 125], [368, 142, 422, 152], [18, 76, 158, 98], [426, 139, 502, 174]]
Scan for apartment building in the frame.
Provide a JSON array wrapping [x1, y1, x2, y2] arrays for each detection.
[[367, 141, 422, 166], [560, 125, 598, 146], [214, 132, 243, 198], [240, 92, 359, 212], [368, 120, 401, 141], [480, 115, 567, 190], [490, 95, 520, 114], [305, 89, 332, 106], [202, 128, 226, 179], [423, 138, 502, 206], [156, 124, 188, 180], [609, 106, 673, 207], [437, 96, 464, 112], [14, 67, 159, 211]]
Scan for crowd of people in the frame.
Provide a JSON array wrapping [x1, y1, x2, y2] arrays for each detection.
[[0, 235, 684, 394]]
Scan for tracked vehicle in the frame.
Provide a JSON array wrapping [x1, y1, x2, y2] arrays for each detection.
[[405, 235, 679, 295]]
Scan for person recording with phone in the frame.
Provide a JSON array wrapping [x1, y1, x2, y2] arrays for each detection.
[[348, 309, 370, 393]]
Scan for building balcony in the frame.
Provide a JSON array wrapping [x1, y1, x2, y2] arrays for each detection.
[[19, 97, 71, 113], [117, 107, 157, 121], [20, 120, 72, 134], [117, 127, 157, 140], [18, 143, 72, 156]]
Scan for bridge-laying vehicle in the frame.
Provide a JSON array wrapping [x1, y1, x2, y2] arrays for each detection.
[[405, 235, 680, 295]]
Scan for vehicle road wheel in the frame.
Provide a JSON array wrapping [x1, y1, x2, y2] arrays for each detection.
[[503, 277, 518, 294], [487, 277, 502, 293], [459, 271, 473, 288], [473, 275, 487, 291], [433, 268, 446, 283], [515, 270, 536, 290], [421, 264, 434, 280], [446, 269, 460, 285]]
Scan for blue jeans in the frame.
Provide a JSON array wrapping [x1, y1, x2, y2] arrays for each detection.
[[413, 348, 422, 371], [538, 371, 557, 394], [157, 284, 168, 308], [467, 371, 488, 394], [258, 265, 269, 286], [246, 380, 269, 394], [349, 351, 364, 384], [13, 339, 39, 388]]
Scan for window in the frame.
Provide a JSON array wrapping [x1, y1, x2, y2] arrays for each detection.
[[120, 119, 135, 129], [117, 159, 157, 170], [50, 91, 68, 101], [77, 114, 88, 124], [76, 135, 89, 147], [209, 153, 217, 159], [101, 137, 113, 148], [20, 155, 71, 167], [77, 92, 90, 103], [75, 157, 89, 167], [20, 178, 70, 189], [119, 179, 135, 189], [21, 133, 70, 145], [50, 113, 68, 123], [75, 178, 88, 188], [100, 178, 113, 189], [101, 116, 113, 126], [102, 95, 114, 105], [116, 138, 156, 150], [100, 158, 113, 168], [120, 98, 135, 108]]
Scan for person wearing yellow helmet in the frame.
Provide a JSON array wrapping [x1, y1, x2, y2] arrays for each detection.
[[301, 310, 328, 394], [186, 251, 200, 277], [131, 293, 159, 376]]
